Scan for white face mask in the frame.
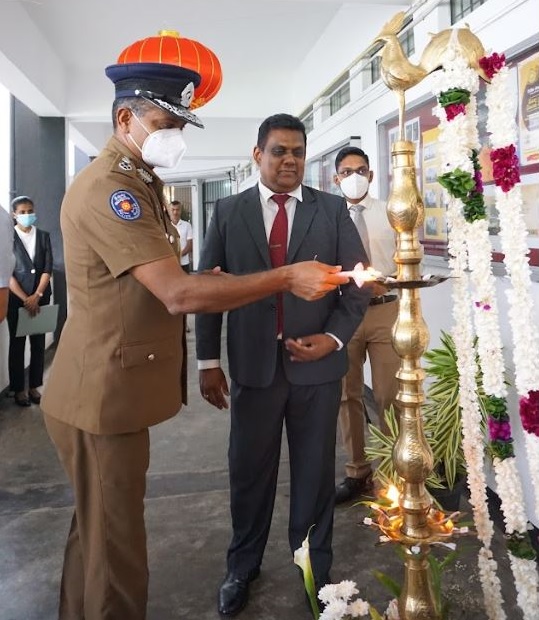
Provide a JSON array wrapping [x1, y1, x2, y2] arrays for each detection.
[[130, 114, 187, 169], [339, 173, 369, 201]]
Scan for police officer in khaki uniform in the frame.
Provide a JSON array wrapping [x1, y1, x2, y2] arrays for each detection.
[[41, 41, 348, 620]]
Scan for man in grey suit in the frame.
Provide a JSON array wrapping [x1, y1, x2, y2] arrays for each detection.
[[196, 114, 371, 616]]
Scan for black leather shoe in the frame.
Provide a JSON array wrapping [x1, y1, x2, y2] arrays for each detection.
[[29, 390, 41, 405], [218, 568, 260, 616], [335, 474, 373, 504], [14, 393, 31, 407]]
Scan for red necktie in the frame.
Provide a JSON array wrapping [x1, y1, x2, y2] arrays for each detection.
[[269, 194, 290, 335]]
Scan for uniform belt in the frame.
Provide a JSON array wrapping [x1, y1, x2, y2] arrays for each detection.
[[369, 294, 397, 306]]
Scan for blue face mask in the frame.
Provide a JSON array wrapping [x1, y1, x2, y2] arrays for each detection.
[[16, 213, 37, 227]]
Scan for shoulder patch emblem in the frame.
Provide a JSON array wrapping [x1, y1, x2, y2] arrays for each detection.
[[110, 190, 141, 221]]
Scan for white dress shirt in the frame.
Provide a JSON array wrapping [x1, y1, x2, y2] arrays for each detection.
[[175, 219, 193, 267], [348, 194, 396, 277], [14, 225, 37, 262]]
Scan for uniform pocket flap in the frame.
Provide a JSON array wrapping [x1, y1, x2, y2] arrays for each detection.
[[120, 339, 176, 369]]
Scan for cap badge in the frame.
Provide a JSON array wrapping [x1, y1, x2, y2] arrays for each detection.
[[109, 190, 142, 221], [136, 168, 153, 184], [180, 82, 195, 108], [118, 156, 133, 171]]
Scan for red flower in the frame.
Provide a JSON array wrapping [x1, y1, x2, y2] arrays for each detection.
[[488, 417, 512, 441], [445, 103, 466, 121], [479, 53, 506, 80], [490, 145, 520, 192], [520, 391, 539, 437]]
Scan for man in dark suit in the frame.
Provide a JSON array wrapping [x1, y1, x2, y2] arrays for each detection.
[[196, 114, 371, 616], [8, 195, 53, 406]]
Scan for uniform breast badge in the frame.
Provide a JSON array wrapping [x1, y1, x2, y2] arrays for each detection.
[[136, 168, 153, 184], [110, 190, 142, 221], [118, 156, 133, 171]]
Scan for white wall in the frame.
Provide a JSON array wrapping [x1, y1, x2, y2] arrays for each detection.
[[0, 0, 65, 116], [292, 3, 406, 111]]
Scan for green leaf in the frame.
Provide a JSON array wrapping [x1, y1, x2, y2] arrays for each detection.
[[369, 605, 384, 620], [373, 569, 402, 598], [507, 532, 537, 560], [438, 88, 471, 107], [293, 527, 320, 619], [369, 607, 385, 620], [438, 169, 475, 200]]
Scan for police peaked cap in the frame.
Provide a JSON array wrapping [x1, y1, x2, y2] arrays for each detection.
[[105, 62, 204, 128]]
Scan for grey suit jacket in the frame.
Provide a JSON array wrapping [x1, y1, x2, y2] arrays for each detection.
[[195, 184, 371, 388]]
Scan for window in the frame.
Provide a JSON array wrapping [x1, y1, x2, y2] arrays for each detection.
[[450, 0, 486, 24], [300, 107, 314, 134], [304, 159, 321, 190], [399, 28, 415, 57], [365, 55, 382, 88], [322, 74, 351, 119], [202, 178, 233, 233], [329, 83, 350, 116], [305, 144, 350, 194]]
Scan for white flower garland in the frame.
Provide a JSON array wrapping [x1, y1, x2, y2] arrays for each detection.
[[432, 40, 539, 619], [449, 237, 507, 620], [432, 54, 506, 397], [483, 66, 539, 523], [431, 46, 506, 618]]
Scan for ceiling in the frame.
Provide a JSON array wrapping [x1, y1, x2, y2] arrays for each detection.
[[1, 0, 411, 171]]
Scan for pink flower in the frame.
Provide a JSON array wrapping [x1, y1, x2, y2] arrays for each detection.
[[479, 53, 506, 80], [445, 103, 466, 121], [520, 391, 539, 437], [474, 167, 484, 194], [490, 145, 520, 192], [488, 417, 512, 441]]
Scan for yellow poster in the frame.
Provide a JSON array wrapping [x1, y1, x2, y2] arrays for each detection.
[[518, 52, 539, 165], [421, 126, 446, 241]]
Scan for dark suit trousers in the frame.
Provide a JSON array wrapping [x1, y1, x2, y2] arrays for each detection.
[[7, 304, 46, 392], [44, 415, 150, 620], [226, 346, 341, 583]]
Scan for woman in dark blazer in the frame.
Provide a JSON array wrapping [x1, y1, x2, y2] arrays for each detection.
[[8, 196, 53, 407]]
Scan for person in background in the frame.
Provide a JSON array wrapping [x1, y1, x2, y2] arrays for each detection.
[[7, 196, 53, 407], [166, 199, 194, 332], [167, 199, 193, 272], [333, 146, 400, 504], [0, 206, 15, 322], [196, 114, 370, 616], [40, 52, 349, 620]]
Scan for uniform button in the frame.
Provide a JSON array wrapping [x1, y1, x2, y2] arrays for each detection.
[[31, 268, 36, 274], [147, 353, 155, 361]]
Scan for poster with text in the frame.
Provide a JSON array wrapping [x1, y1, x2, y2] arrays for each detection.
[[421, 126, 446, 241], [518, 51, 539, 165]]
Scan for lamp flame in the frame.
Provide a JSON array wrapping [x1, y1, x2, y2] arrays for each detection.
[[386, 484, 400, 507], [341, 263, 383, 288]]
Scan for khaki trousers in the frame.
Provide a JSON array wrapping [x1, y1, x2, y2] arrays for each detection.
[[44, 414, 150, 620], [339, 299, 400, 479]]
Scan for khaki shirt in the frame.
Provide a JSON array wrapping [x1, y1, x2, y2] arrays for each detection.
[[42, 136, 185, 434]]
